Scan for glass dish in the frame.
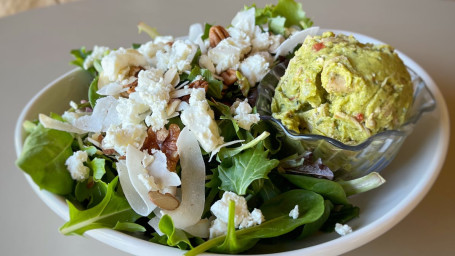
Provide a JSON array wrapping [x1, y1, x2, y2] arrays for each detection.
[[256, 62, 436, 180]]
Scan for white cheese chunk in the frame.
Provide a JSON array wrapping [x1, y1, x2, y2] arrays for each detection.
[[230, 99, 260, 130], [156, 40, 197, 73], [116, 97, 149, 125], [335, 223, 353, 236], [289, 205, 299, 219], [209, 191, 265, 238], [101, 47, 148, 81], [180, 88, 224, 152], [65, 151, 90, 181], [102, 124, 147, 155], [83, 45, 109, 69], [239, 53, 270, 86]]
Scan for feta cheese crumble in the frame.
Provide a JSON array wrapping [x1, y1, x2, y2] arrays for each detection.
[[65, 151, 90, 181], [239, 53, 270, 86], [180, 88, 224, 152], [289, 205, 299, 219], [102, 124, 147, 155], [83, 45, 109, 69], [209, 191, 265, 239], [335, 223, 353, 236], [230, 99, 260, 130], [156, 40, 197, 73], [101, 47, 148, 81]]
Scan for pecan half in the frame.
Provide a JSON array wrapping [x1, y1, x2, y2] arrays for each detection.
[[161, 124, 180, 173], [220, 69, 238, 86], [209, 25, 230, 47], [181, 80, 209, 102], [141, 127, 160, 154]]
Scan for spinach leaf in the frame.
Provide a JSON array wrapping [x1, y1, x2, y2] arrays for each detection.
[[88, 76, 102, 108], [321, 204, 360, 233], [186, 189, 324, 256], [218, 142, 279, 195], [298, 200, 333, 239], [282, 174, 348, 205], [16, 124, 74, 195], [60, 177, 141, 235], [159, 215, 193, 250]]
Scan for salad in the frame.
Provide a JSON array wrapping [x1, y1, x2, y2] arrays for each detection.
[[16, 0, 386, 255]]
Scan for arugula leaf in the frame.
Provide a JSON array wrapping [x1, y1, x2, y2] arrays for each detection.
[[16, 124, 74, 195], [137, 22, 159, 39], [113, 221, 146, 232], [218, 142, 279, 195], [282, 174, 348, 205], [186, 189, 325, 255], [88, 76, 102, 108], [88, 157, 106, 181], [188, 66, 223, 99], [60, 177, 141, 235], [159, 215, 193, 250], [338, 172, 386, 196], [74, 178, 107, 208], [217, 131, 270, 161], [201, 23, 212, 40], [211, 201, 258, 254], [70, 47, 96, 75]]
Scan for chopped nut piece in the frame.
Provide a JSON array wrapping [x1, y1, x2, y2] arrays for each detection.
[[181, 80, 209, 102], [148, 191, 180, 210], [141, 127, 160, 153], [220, 69, 238, 86], [162, 124, 180, 172], [209, 25, 230, 47], [156, 127, 170, 144]]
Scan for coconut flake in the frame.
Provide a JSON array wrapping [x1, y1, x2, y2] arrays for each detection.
[[72, 96, 121, 132], [147, 149, 181, 190], [96, 82, 124, 96], [125, 145, 160, 216], [117, 160, 157, 216], [162, 127, 205, 229], [183, 218, 210, 238], [39, 114, 87, 134], [148, 216, 164, 236], [274, 27, 319, 58]]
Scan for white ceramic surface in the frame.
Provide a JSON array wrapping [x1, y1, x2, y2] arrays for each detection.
[[14, 30, 449, 256]]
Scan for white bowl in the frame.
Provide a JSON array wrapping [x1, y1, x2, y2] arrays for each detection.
[[14, 30, 450, 256]]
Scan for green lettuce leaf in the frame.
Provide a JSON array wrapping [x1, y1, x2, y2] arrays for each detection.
[[60, 177, 141, 235], [16, 124, 74, 195], [272, 0, 313, 29], [88, 76, 102, 108], [218, 142, 279, 195]]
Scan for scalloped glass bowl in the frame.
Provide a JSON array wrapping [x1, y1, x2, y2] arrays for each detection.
[[257, 45, 436, 180]]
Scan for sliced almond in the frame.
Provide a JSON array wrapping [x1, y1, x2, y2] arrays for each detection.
[[148, 191, 180, 210]]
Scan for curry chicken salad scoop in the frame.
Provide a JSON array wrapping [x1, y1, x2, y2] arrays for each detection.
[[271, 31, 413, 144]]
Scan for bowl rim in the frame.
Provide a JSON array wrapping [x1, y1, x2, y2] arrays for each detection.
[[14, 29, 450, 256]]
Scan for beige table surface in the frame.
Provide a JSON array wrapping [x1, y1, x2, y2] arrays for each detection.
[[1, 0, 454, 255]]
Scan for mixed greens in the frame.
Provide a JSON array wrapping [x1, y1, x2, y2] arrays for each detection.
[[16, 0, 385, 255]]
